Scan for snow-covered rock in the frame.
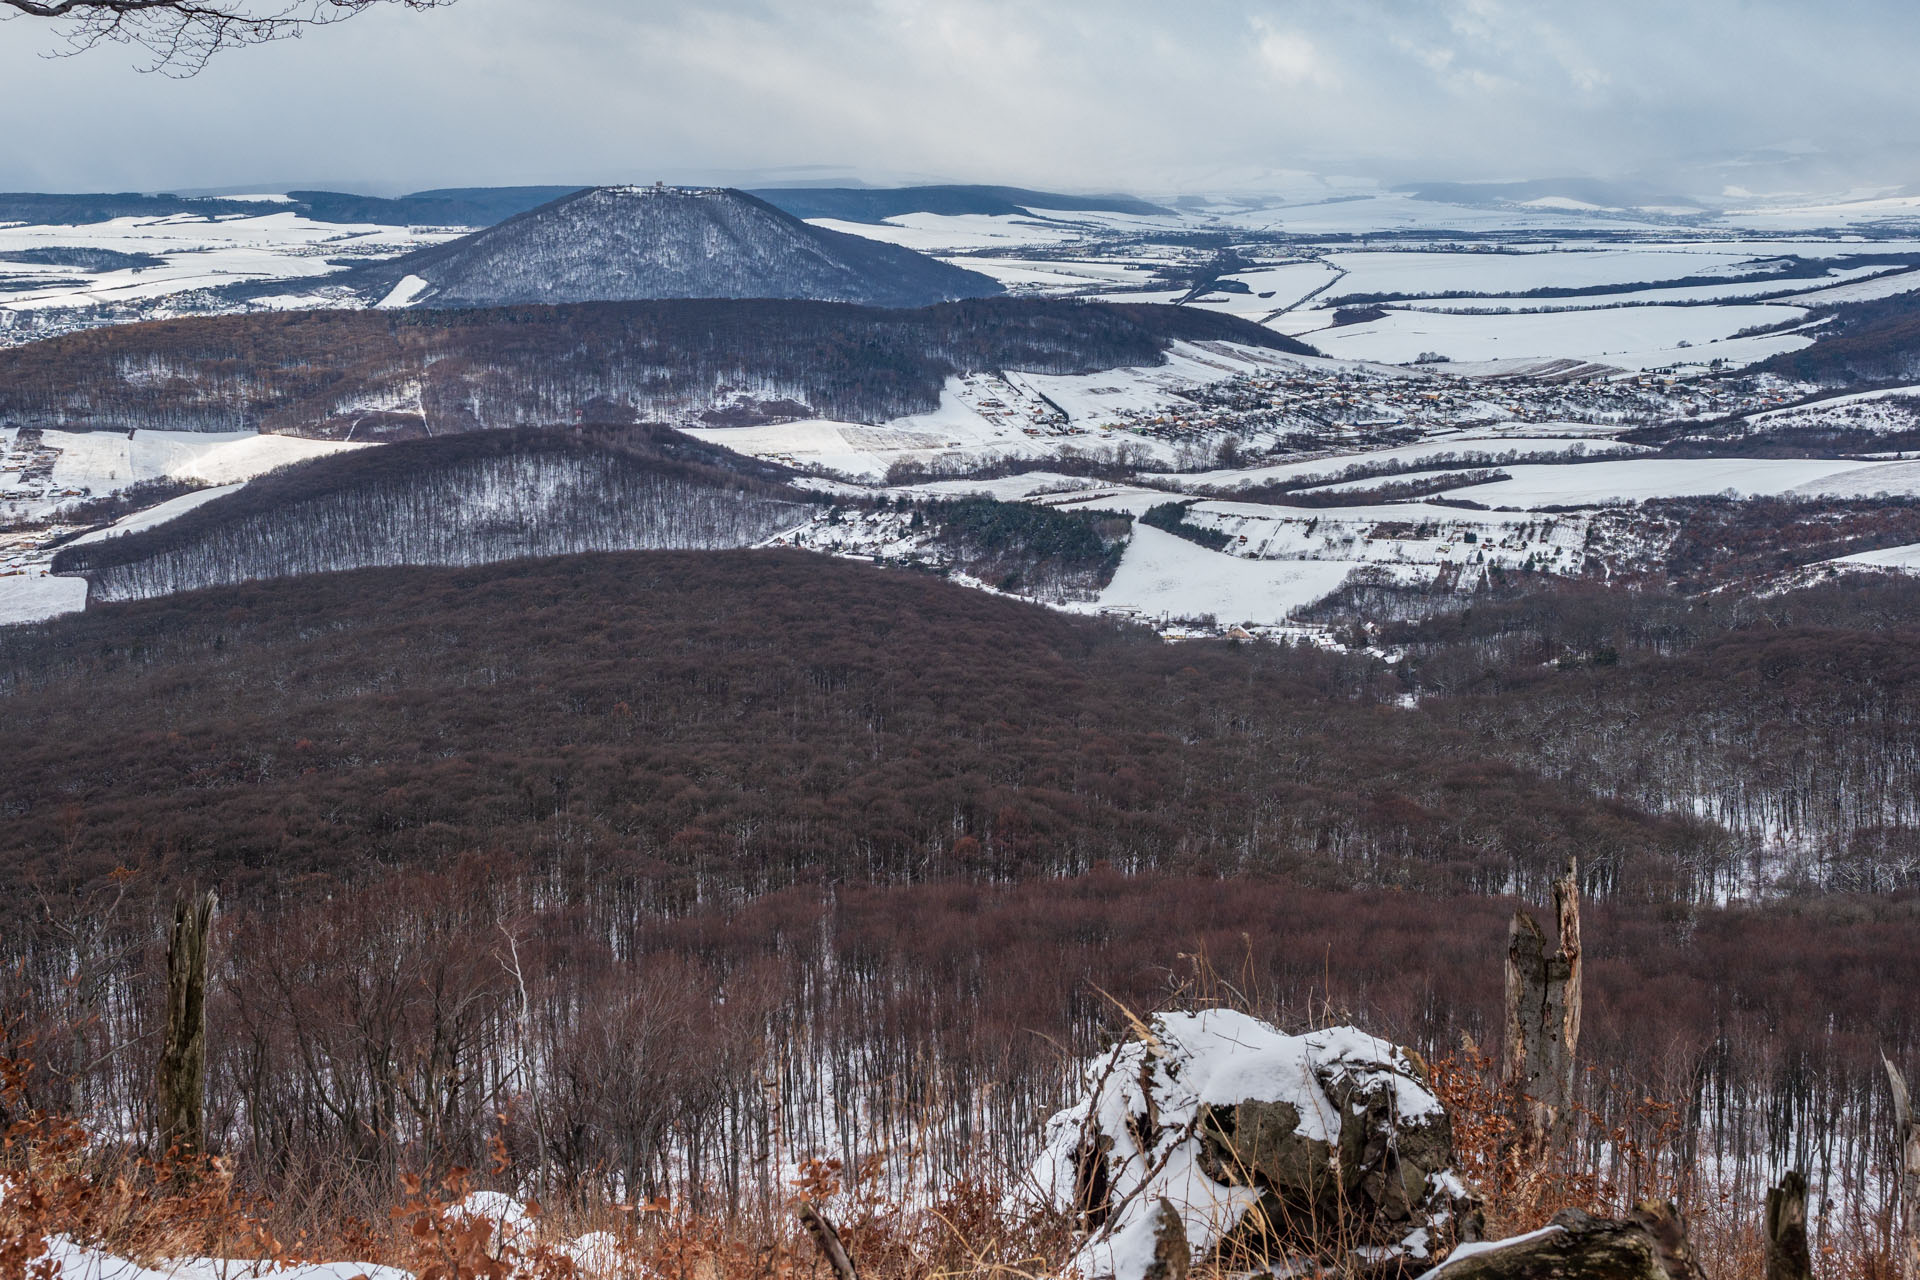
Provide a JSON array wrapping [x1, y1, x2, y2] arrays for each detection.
[[1415, 1204, 1701, 1280], [1022, 1009, 1474, 1280]]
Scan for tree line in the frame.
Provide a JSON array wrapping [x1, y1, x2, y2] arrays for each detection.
[[0, 297, 1309, 436]]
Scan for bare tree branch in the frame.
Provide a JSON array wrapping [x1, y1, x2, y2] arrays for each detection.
[[1, 0, 455, 74]]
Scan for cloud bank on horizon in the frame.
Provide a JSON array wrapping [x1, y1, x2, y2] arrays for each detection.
[[1, 0, 1914, 199]]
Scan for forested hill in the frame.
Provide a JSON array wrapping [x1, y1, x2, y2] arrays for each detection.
[[1759, 290, 1920, 385], [354, 185, 1003, 309], [0, 297, 1312, 435], [0, 548, 1726, 908], [49, 425, 816, 598]]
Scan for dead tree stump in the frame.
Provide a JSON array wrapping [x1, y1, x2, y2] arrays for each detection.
[[1764, 1171, 1811, 1280], [157, 890, 215, 1162], [1888, 1056, 1920, 1280], [1425, 1201, 1702, 1280], [1503, 861, 1583, 1148], [798, 1201, 859, 1280]]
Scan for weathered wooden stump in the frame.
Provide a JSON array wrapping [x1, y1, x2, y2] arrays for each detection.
[[1504, 860, 1582, 1149], [1423, 1201, 1704, 1280], [157, 890, 215, 1163], [1764, 1171, 1811, 1280]]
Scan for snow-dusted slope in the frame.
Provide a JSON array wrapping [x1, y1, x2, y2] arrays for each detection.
[[1094, 524, 1356, 626], [361, 186, 1003, 309]]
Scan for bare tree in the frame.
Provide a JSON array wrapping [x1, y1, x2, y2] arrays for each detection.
[[1, 0, 454, 73]]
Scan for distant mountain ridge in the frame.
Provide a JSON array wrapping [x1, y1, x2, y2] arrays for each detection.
[[286, 186, 585, 226], [356, 185, 1004, 309], [746, 184, 1173, 223], [0, 183, 1168, 231], [1393, 178, 1707, 211]]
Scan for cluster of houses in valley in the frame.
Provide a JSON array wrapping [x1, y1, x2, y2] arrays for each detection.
[[1112, 361, 1809, 447]]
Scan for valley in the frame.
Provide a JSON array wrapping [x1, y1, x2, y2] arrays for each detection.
[[7, 171, 1920, 1280]]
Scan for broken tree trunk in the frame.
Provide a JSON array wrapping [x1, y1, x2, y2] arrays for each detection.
[[1764, 1171, 1811, 1280], [157, 890, 215, 1162], [1425, 1201, 1702, 1280], [798, 1201, 859, 1280], [1888, 1055, 1920, 1280], [1503, 860, 1583, 1149]]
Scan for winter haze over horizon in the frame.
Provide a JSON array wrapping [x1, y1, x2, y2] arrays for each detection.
[[2, 0, 1919, 201]]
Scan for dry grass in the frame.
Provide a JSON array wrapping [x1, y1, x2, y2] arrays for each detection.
[[2, 1033, 1909, 1280]]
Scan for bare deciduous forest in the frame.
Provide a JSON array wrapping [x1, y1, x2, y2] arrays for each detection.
[[0, 298, 1309, 435], [2, 550, 1919, 1276]]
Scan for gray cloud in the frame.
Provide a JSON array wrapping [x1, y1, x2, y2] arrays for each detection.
[[1, 0, 1914, 198]]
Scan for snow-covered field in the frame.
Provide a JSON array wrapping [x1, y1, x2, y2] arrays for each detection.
[[684, 342, 1301, 479], [808, 212, 1090, 251], [0, 569, 87, 626], [9, 187, 1920, 637], [0, 211, 459, 318], [1305, 303, 1813, 368], [67, 484, 242, 544], [0, 427, 364, 524], [1148, 433, 1646, 493], [1398, 456, 1920, 507], [1747, 384, 1920, 422], [1090, 524, 1357, 626], [1322, 246, 1774, 298], [1398, 265, 1897, 311]]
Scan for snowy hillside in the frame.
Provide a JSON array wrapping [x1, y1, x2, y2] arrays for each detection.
[[356, 185, 1004, 309]]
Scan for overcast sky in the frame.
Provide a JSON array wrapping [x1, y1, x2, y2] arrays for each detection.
[[2, 0, 1915, 199]]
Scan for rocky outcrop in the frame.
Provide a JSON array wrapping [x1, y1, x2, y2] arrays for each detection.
[[1022, 1009, 1477, 1280]]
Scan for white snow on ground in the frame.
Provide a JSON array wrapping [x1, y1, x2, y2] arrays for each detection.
[[46, 430, 363, 492], [807, 212, 1084, 251], [1748, 384, 1920, 421], [1725, 192, 1920, 231], [0, 570, 86, 626], [1211, 193, 1672, 236], [902, 472, 1131, 502], [945, 259, 1110, 289], [68, 484, 241, 544], [1162, 262, 1344, 319], [1146, 433, 1646, 493], [685, 343, 1301, 480], [1405, 265, 1894, 311], [20, 1190, 609, 1280], [1785, 267, 1920, 306], [684, 417, 934, 480], [683, 376, 1063, 480], [937, 257, 1155, 288], [0, 484, 243, 627], [1793, 459, 1920, 498], [0, 428, 362, 526], [1826, 542, 1920, 574], [1306, 303, 1812, 368], [1017, 341, 1300, 425], [376, 273, 432, 308], [28, 1235, 409, 1280], [1093, 525, 1357, 624], [0, 212, 460, 314], [1416, 457, 1920, 507], [1322, 247, 1769, 298]]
